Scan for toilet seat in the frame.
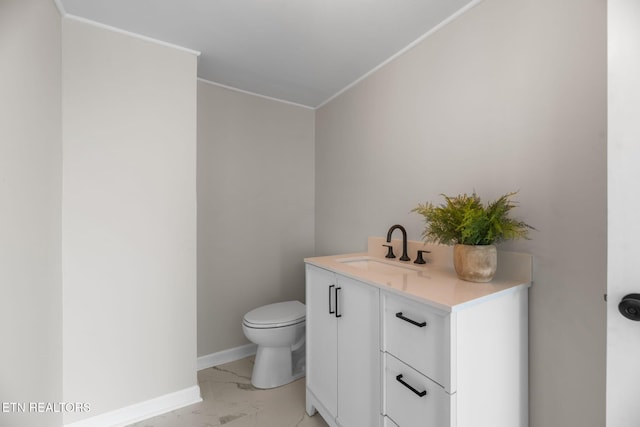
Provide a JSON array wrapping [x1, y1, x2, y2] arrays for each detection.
[[243, 301, 305, 329]]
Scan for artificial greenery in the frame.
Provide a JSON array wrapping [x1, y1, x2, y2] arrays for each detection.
[[412, 191, 534, 246]]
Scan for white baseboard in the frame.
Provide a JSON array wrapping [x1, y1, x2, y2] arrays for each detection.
[[197, 343, 257, 371], [63, 385, 202, 427], [63, 343, 256, 427]]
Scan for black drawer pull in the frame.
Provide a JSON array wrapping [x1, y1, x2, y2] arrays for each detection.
[[396, 374, 427, 397], [395, 312, 427, 327], [329, 285, 335, 314], [335, 287, 342, 318]]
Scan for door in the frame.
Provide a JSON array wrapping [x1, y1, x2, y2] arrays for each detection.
[[336, 275, 380, 427], [306, 265, 338, 417], [607, 1, 640, 425]]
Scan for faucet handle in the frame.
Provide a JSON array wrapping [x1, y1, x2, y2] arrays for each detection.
[[383, 244, 396, 259], [414, 250, 431, 265]]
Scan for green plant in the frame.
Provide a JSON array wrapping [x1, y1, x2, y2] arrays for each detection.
[[412, 192, 534, 246]]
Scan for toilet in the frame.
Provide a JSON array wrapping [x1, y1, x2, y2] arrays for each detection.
[[242, 300, 306, 389]]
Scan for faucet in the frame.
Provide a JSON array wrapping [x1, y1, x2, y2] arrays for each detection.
[[386, 224, 410, 261]]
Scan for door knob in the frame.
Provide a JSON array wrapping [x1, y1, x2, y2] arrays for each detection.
[[618, 294, 640, 321]]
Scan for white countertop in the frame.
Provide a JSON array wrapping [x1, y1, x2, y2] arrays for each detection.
[[305, 240, 532, 313]]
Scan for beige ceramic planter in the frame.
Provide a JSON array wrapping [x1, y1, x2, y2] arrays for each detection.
[[453, 244, 497, 282]]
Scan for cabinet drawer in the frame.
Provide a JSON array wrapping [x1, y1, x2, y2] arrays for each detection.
[[384, 353, 454, 427], [382, 293, 450, 389]]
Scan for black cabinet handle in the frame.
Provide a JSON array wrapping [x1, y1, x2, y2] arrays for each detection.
[[395, 312, 427, 327], [396, 374, 427, 397], [335, 287, 342, 318], [328, 285, 335, 314]]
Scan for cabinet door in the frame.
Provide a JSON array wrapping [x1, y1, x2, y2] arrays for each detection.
[[336, 275, 380, 427], [306, 265, 338, 417]]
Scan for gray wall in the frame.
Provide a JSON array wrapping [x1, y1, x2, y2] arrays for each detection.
[[62, 17, 199, 423], [197, 81, 315, 357], [0, 1, 62, 426], [315, 0, 606, 426]]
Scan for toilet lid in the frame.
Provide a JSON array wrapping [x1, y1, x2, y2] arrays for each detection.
[[243, 301, 305, 328]]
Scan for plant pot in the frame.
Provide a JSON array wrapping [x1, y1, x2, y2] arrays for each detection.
[[453, 244, 497, 283]]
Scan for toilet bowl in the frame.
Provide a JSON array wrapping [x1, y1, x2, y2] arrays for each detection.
[[242, 300, 306, 389]]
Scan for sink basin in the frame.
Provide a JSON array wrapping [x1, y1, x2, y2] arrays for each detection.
[[337, 256, 422, 276]]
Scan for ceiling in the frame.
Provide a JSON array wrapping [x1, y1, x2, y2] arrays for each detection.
[[59, 0, 478, 108]]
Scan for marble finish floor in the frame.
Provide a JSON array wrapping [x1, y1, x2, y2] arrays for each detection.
[[127, 356, 328, 427]]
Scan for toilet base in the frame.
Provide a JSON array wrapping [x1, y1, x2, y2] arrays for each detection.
[[251, 344, 305, 389]]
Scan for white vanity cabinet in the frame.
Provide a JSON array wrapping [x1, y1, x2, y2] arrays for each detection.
[[305, 264, 381, 427], [306, 248, 530, 427]]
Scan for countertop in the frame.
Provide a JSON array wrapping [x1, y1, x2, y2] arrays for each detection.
[[305, 238, 532, 313]]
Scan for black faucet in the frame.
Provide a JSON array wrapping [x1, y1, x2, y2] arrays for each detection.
[[386, 224, 410, 261]]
